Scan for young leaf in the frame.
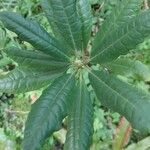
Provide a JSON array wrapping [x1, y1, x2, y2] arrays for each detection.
[[42, 0, 82, 51], [64, 81, 93, 150], [92, 0, 143, 54], [5, 47, 69, 71], [0, 67, 63, 93], [89, 70, 150, 134], [0, 11, 70, 61], [105, 58, 150, 81], [77, 0, 92, 50], [91, 11, 150, 64], [23, 74, 75, 150]]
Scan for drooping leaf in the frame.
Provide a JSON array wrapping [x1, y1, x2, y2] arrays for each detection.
[[92, 0, 143, 54], [105, 58, 150, 81], [89, 70, 150, 134], [23, 74, 75, 150], [77, 0, 92, 50], [0, 67, 63, 93], [0, 11, 70, 61], [64, 81, 93, 150], [91, 11, 150, 64], [42, 0, 82, 51], [5, 47, 69, 71]]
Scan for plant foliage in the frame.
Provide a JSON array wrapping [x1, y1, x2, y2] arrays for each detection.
[[0, 0, 150, 149]]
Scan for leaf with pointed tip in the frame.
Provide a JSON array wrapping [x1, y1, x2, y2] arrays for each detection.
[[91, 11, 150, 64], [23, 74, 75, 150], [77, 0, 92, 50], [105, 58, 150, 81], [42, 0, 82, 51], [89, 70, 150, 134], [5, 47, 69, 71], [64, 81, 93, 150], [92, 0, 143, 54], [0, 67, 63, 93], [0, 11, 70, 61]]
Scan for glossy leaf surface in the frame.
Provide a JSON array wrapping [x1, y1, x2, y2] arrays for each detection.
[[6, 47, 69, 71], [0, 11, 69, 61], [77, 0, 92, 50], [105, 58, 150, 81], [64, 81, 93, 150], [92, 0, 143, 54], [23, 74, 75, 150], [89, 70, 150, 134], [91, 11, 150, 64], [42, 0, 82, 51], [0, 67, 63, 93]]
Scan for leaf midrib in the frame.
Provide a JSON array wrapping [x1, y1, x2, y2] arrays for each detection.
[[30, 73, 75, 142], [2, 13, 69, 59], [93, 0, 138, 52], [90, 15, 144, 61], [88, 69, 142, 121], [59, 0, 78, 51]]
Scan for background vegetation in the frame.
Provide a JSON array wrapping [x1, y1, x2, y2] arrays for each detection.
[[0, 0, 150, 149]]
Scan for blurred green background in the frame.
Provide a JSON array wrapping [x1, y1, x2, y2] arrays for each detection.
[[0, 0, 150, 150]]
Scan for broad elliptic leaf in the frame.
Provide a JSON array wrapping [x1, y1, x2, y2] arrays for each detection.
[[64, 81, 93, 150], [23, 74, 75, 150], [91, 11, 150, 64], [0, 11, 70, 61], [77, 0, 92, 50], [92, 0, 143, 54], [105, 58, 150, 81], [42, 0, 82, 52], [89, 70, 150, 134], [0, 67, 63, 93], [5, 47, 69, 71]]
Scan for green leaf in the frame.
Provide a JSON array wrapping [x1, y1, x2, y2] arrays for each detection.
[[42, 0, 82, 51], [89, 70, 150, 134], [64, 81, 93, 150], [0, 57, 12, 69], [92, 0, 143, 54], [23, 74, 75, 150], [105, 58, 150, 81], [125, 136, 150, 150], [0, 28, 7, 49], [5, 47, 69, 71], [77, 0, 92, 50], [91, 11, 150, 64], [0, 67, 63, 93], [0, 11, 70, 61]]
